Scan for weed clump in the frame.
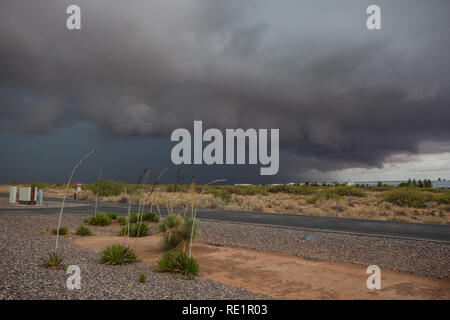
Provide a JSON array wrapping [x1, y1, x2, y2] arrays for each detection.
[[156, 251, 199, 279], [117, 216, 127, 225], [120, 222, 150, 237], [436, 192, 450, 205], [41, 252, 64, 269], [51, 227, 68, 236], [85, 212, 111, 226], [138, 274, 147, 283], [85, 179, 134, 197], [142, 212, 159, 222], [101, 244, 138, 265], [383, 189, 431, 208], [333, 186, 365, 197], [106, 212, 118, 220], [75, 225, 92, 236]]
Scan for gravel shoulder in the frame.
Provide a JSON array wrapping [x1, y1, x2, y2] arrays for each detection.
[[1, 213, 449, 300], [199, 220, 450, 279], [0, 214, 269, 300]]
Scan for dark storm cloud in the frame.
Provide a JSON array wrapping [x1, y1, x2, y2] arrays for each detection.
[[0, 0, 449, 181]]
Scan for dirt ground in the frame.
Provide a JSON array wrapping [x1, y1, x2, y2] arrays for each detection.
[[75, 235, 450, 300]]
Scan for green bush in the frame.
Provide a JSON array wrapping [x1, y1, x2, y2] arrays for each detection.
[[435, 192, 450, 205], [129, 213, 138, 224], [85, 212, 111, 226], [306, 190, 340, 204], [383, 189, 431, 208], [85, 179, 134, 197], [305, 186, 365, 204], [288, 186, 317, 195], [159, 215, 200, 252], [120, 222, 150, 237], [159, 214, 183, 232], [267, 185, 291, 193], [117, 216, 127, 226], [51, 226, 68, 236], [142, 212, 159, 222], [75, 225, 92, 236], [106, 212, 118, 220], [101, 244, 138, 265], [213, 191, 232, 203], [333, 186, 365, 197], [156, 251, 199, 279]]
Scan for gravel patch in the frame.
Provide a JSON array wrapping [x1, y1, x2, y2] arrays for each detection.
[[199, 220, 450, 279], [0, 214, 269, 300]]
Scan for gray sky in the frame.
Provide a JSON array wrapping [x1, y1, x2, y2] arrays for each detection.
[[0, 0, 449, 184]]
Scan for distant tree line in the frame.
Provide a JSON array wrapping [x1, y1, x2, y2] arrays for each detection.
[[398, 179, 432, 188]]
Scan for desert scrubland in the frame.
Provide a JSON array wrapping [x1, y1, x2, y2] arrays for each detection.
[[1, 182, 449, 225]]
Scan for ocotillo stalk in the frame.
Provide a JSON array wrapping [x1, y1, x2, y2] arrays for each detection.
[[188, 178, 226, 258], [55, 148, 98, 254], [137, 170, 150, 220], [149, 167, 168, 213], [182, 181, 195, 218], [126, 169, 148, 248], [124, 204, 131, 248], [139, 173, 150, 215], [94, 168, 102, 217], [135, 171, 151, 246]]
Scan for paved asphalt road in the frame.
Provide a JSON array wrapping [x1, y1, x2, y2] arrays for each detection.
[[1, 194, 449, 242]]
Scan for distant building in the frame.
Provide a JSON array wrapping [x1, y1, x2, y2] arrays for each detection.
[[432, 180, 450, 189]]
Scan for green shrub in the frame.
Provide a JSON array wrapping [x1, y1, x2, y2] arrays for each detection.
[[75, 225, 92, 236], [435, 192, 450, 205], [383, 189, 431, 208], [85, 179, 134, 197], [213, 191, 232, 203], [306, 190, 340, 204], [117, 216, 127, 226], [305, 186, 365, 204], [288, 186, 317, 195], [120, 222, 150, 237], [129, 213, 138, 224], [159, 215, 200, 252], [267, 185, 291, 193], [142, 212, 159, 222], [101, 244, 138, 265], [156, 251, 199, 279], [159, 214, 183, 232], [138, 274, 147, 283], [333, 186, 365, 197], [106, 212, 118, 220], [85, 212, 111, 226], [51, 226, 68, 236]]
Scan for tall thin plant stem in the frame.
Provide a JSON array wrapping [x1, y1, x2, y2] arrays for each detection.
[[55, 148, 98, 254], [188, 178, 226, 257], [139, 172, 151, 216], [125, 169, 148, 248], [135, 171, 151, 247], [137, 171, 150, 219], [94, 168, 102, 217], [149, 167, 168, 213]]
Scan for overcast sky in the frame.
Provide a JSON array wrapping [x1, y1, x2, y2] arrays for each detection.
[[0, 0, 449, 184]]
